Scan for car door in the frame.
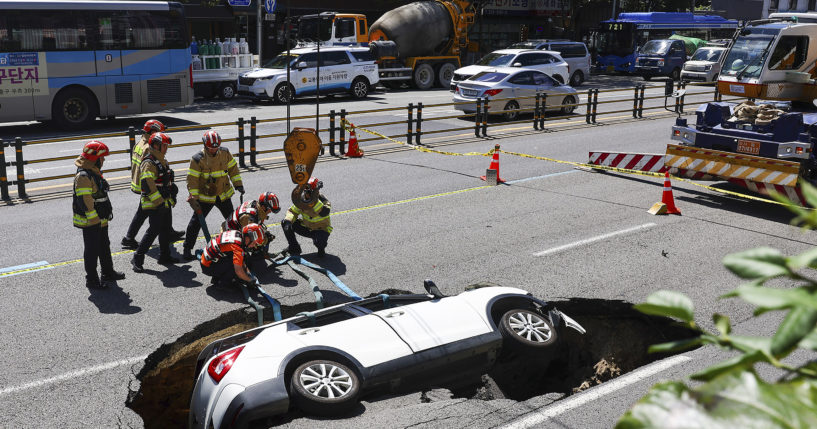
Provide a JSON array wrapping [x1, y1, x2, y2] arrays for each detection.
[[292, 52, 318, 96], [507, 71, 537, 110], [525, 52, 557, 77], [670, 41, 686, 73], [319, 50, 352, 93], [372, 296, 492, 352], [287, 307, 413, 368], [532, 71, 559, 110]]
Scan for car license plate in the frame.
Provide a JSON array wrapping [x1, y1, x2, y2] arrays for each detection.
[[737, 139, 760, 155], [462, 89, 479, 97], [729, 84, 745, 94], [606, 65, 614, 72]]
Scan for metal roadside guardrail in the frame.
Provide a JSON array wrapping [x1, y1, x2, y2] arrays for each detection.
[[0, 81, 744, 202]]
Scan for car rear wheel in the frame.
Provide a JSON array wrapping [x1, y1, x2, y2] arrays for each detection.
[[412, 63, 435, 90], [219, 83, 236, 99], [499, 308, 557, 351], [502, 100, 520, 121], [274, 83, 294, 104], [350, 77, 369, 99], [561, 95, 577, 115], [436, 62, 457, 88], [291, 359, 360, 416], [671, 68, 681, 81], [569, 70, 584, 87]]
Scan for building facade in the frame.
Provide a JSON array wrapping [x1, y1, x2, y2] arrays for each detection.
[[761, 0, 817, 17]]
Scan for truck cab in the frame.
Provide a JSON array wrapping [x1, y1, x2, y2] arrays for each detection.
[[635, 39, 687, 80], [297, 12, 369, 47]]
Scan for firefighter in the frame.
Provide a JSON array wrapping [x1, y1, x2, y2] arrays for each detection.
[[224, 192, 281, 267], [200, 223, 265, 287], [73, 141, 125, 289], [182, 130, 244, 260], [122, 119, 184, 249], [282, 177, 332, 257], [131, 132, 181, 272]]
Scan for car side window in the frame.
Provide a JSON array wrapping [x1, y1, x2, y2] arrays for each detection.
[[351, 295, 433, 312], [290, 308, 357, 328], [323, 51, 350, 66], [532, 71, 553, 86], [509, 71, 534, 85], [298, 53, 318, 68], [515, 53, 534, 66]]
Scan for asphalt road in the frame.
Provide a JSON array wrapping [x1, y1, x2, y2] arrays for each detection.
[[0, 76, 813, 428]]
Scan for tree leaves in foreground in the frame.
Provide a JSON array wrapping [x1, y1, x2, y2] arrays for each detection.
[[617, 181, 817, 428]]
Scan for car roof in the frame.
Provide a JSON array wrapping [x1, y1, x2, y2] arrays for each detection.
[[493, 48, 544, 54], [472, 66, 543, 75], [283, 46, 366, 55]]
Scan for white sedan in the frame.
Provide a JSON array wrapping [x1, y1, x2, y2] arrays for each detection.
[[188, 283, 585, 429], [451, 49, 570, 91]]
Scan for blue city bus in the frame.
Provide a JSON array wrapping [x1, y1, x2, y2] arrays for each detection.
[[0, 0, 193, 129], [593, 12, 739, 74]]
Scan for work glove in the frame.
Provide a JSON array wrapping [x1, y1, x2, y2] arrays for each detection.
[[265, 230, 275, 243], [318, 206, 330, 217], [281, 219, 293, 233], [235, 185, 245, 195]]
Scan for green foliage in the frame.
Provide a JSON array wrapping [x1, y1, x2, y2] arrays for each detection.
[[617, 181, 817, 428]]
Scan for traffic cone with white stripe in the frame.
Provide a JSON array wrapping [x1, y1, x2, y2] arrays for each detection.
[[649, 172, 681, 215], [480, 144, 505, 184], [344, 122, 364, 158]]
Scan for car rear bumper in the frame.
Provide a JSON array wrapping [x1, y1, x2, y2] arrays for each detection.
[[188, 377, 289, 429]]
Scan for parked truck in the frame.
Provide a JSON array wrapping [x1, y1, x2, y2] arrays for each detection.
[[296, 0, 476, 90], [592, 12, 817, 206], [191, 38, 258, 99]]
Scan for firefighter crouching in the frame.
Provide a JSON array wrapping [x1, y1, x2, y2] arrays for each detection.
[[131, 132, 181, 272], [224, 192, 280, 268], [122, 119, 184, 249], [282, 177, 332, 257], [183, 130, 244, 260], [73, 141, 125, 289], [200, 223, 265, 288]]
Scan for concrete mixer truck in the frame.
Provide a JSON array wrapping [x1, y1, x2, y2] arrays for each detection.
[[296, 0, 476, 90]]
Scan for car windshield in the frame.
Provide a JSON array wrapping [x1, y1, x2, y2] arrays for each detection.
[[471, 72, 508, 82], [639, 40, 672, 56], [691, 48, 723, 62], [263, 53, 298, 69], [509, 41, 539, 49], [475, 53, 516, 66], [721, 27, 779, 78]]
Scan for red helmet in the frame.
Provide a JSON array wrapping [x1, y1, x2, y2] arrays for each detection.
[[142, 119, 165, 134], [81, 140, 109, 161], [307, 177, 323, 191], [149, 132, 172, 148], [242, 223, 265, 247], [202, 130, 221, 149], [258, 192, 280, 213]]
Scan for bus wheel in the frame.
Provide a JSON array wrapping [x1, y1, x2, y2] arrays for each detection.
[[52, 88, 98, 130]]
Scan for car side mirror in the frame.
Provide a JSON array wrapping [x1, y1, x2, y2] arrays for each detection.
[[423, 279, 445, 298], [512, 62, 522, 67], [297, 61, 307, 70], [813, 99, 817, 108]]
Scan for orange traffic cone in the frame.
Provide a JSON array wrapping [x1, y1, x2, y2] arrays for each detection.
[[344, 122, 364, 158], [662, 172, 681, 214], [480, 144, 505, 183]]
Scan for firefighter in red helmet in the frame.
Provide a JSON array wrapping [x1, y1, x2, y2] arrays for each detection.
[[199, 223, 265, 287], [282, 177, 332, 257], [73, 140, 125, 288]]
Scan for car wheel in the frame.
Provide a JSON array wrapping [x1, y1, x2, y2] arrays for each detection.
[[503, 100, 520, 121], [274, 83, 294, 104], [499, 308, 557, 351], [436, 62, 457, 88], [219, 83, 236, 99], [569, 70, 584, 86], [671, 68, 681, 81], [560, 95, 577, 115], [553, 74, 565, 84], [52, 87, 98, 130], [349, 77, 369, 99], [291, 359, 360, 416], [412, 63, 435, 90]]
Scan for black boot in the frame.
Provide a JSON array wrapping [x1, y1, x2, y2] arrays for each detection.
[[121, 237, 138, 250], [131, 254, 145, 273], [171, 230, 185, 241], [317, 247, 326, 258], [286, 244, 302, 255], [86, 277, 107, 289], [101, 270, 126, 281], [182, 248, 196, 261]]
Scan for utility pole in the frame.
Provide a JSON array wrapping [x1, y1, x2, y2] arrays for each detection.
[[611, 0, 617, 19]]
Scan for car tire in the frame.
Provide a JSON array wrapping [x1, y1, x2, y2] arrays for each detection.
[[219, 83, 236, 100], [671, 68, 681, 81], [412, 63, 435, 90], [349, 77, 369, 99], [273, 82, 294, 104], [291, 359, 361, 416], [436, 62, 457, 88], [560, 95, 577, 115], [569, 70, 584, 86], [52, 87, 98, 130], [503, 100, 520, 121], [499, 308, 557, 351]]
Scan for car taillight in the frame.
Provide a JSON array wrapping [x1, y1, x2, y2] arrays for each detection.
[[483, 89, 503, 97], [189, 64, 194, 88], [208, 346, 244, 383]]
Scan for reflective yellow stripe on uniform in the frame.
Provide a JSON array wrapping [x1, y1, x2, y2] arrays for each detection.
[[190, 189, 200, 196], [231, 174, 242, 182], [148, 191, 161, 201], [303, 214, 330, 223], [188, 169, 202, 178], [290, 206, 303, 215], [140, 171, 157, 180], [312, 200, 324, 212], [227, 159, 237, 168], [86, 210, 98, 219], [75, 187, 92, 196]]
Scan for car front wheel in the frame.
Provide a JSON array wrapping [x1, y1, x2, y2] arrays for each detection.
[[273, 83, 294, 104], [499, 308, 557, 351], [350, 77, 369, 99], [291, 359, 360, 416]]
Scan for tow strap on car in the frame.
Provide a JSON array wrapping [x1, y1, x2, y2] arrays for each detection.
[[265, 253, 362, 311]]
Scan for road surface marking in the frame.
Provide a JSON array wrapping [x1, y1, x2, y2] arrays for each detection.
[[0, 355, 148, 397], [507, 170, 578, 184], [499, 355, 691, 429], [533, 223, 657, 257], [0, 261, 50, 277]]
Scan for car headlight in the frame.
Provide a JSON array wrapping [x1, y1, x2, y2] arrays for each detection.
[[704, 65, 712, 71], [260, 75, 275, 80], [657, 59, 665, 66]]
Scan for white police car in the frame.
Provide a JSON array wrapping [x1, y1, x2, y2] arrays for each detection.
[[237, 46, 379, 103], [188, 282, 586, 428]]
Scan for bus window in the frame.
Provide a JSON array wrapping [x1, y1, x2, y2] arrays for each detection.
[[769, 36, 809, 70]]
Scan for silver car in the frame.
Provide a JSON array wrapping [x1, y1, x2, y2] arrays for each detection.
[[453, 67, 580, 121]]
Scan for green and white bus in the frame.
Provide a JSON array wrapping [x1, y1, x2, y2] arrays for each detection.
[[0, 0, 193, 129]]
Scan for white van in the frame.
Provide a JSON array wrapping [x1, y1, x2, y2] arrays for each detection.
[[508, 40, 591, 86], [237, 46, 379, 103]]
